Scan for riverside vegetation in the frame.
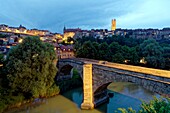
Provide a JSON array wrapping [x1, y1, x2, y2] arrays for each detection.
[[0, 36, 169, 113], [118, 97, 170, 113], [74, 35, 170, 70], [0, 36, 59, 113]]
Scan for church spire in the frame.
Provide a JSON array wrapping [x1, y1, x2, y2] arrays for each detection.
[[63, 25, 66, 33]]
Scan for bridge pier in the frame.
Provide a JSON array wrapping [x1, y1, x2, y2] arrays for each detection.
[[81, 64, 94, 109], [94, 90, 109, 107]]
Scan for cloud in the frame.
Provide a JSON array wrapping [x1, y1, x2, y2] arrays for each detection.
[[117, 0, 170, 29], [0, 0, 169, 33]]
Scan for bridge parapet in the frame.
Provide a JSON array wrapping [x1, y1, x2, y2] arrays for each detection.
[[59, 59, 85, 65], [95, 61, 170, 78]]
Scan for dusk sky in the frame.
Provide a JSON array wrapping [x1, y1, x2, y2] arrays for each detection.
[[0, 0, 170, 33]]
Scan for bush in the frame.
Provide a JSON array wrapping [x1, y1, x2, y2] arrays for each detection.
[[46, 84, 60, 97], [118, 108, 136, 113], [139, 97, 170, 113], [0, 100, 7, 113], [118, 96, 170, 113], [0, 94, 24, 113]]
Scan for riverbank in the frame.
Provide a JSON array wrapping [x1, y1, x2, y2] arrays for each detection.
[[2, 73, 82, 113], [0, 83, 60, 113]]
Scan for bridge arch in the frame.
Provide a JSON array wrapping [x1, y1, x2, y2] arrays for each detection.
[[60, 64, 73, 75], [58, 60, 84, 80]]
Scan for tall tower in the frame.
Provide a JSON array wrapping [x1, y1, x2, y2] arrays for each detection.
[[63, 25, 66, 33], [111, 19, 116, 31]]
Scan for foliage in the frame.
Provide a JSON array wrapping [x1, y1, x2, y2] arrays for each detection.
[[0, 87, 25, 113], [139, 39, 165, 69], [46, 83, 60, 97], [98, 42, 110, 60], [76, 41, 97, 59], [112, 53, 125, 63], [118, 108, 136, 113], [109, 42, 121, 55], [74, 35, 170, 70], [139, 97, 170, 113], [0, 36, 60, 113], [72, 68, 79, 79], [118, 97, 170, 113], [0, 36, 61, 113], [0, 40, 3, 46], [0, 53, 4, 64], [92, 42, 100, 59], [0, 34, 8, 38], [162, 46, 170, 69], [4, 36, 58, 98]]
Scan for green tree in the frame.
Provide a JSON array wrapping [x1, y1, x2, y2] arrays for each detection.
[[5, 36, 58, 98], [109, 42, 121, 55], [0, 53, 4, 64], [112, 53, 125, 63], [76, 41, 97, 59], [128, 47, 140, 64], [121, 45, 131, 61], [92, 42, 100, 59], [74, 41, 81, 54], [140, 39, 165, 68], [99, 42, 109, 60], [163, 47, 170, 70], [0, 40, 3, 46]]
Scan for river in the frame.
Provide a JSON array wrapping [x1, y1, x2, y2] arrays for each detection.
[[5, 82, 159, 113]]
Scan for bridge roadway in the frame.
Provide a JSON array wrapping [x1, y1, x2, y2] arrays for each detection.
[[58, 58, 170, 109]]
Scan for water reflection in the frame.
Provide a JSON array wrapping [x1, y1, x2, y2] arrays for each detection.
[[6, 82, 159, 113]]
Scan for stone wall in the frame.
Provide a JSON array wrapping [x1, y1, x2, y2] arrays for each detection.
[[93, 64, 170, 96], [58, 59, 84, 79]]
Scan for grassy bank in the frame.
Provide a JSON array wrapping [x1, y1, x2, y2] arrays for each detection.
[[0, 83, 60, 113]]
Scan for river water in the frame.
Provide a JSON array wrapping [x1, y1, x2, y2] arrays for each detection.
[[5, 82, 159, 113]]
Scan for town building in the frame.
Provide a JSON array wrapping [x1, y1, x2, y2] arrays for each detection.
[[53, 43, 75, 59], [63, 26, 81, 41]]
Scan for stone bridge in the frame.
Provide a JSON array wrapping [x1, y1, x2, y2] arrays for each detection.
[[57, 58, 170, 109]]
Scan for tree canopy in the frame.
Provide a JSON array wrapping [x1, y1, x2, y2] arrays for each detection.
[[5, 36, 58, 98], [74, 35, 170, 70], [0, 53, 4, 64], [139, 39, 165, 68]]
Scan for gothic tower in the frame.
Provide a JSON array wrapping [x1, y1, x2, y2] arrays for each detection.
[[111, 19, 116, 31], [63, 25, 66, 33]]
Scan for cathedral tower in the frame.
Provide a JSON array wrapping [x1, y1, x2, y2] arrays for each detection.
[[111, 19, 116, 31]]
